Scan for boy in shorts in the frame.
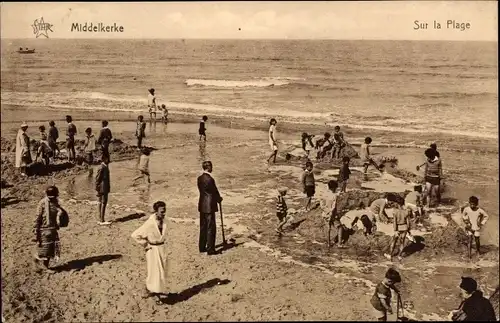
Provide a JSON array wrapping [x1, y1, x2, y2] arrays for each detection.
[[384, 198, 413, 261], [462, 196, 489, 258], [275, 187, 289, 234], [360, 136, 383, 178], [302, 161, 316, 211], [371, 268, 402, 321], [405, 185, 423, 226]]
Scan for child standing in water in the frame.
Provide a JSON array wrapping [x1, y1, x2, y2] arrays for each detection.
[[360, 137, 383, 178], [83, 127, 96, 174], [275, 187, 289, 234], [462, 196, 489, 258], [134, 148, 151, 184], [338, 156, 351, 192], [267, 118, 278, 164], [302, 161, 316, 211], [371, 268, 402, 321], [199, 116, 208, 141], [161, 104, 168, 124]]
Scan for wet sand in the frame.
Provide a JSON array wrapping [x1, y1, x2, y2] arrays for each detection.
[[1, 111, 498, 322]]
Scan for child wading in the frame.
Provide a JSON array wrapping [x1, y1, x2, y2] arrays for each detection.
[[134, 148, 152, 184], [275, 187, 290, 234], [462, 196, 489, 259], [135, 115, 147, 149], [371, 268, 402, 321], [338, 156, 351, 192], [385, 197, 414, 261], [360, 136, 383, 178], [199, 116, 208, 141], [301, 132, 315, 159], [405, 185, 424, 227], [83, 127, 96, 175], [267, 118, 278, 164], [161, 104, 168, 124], [301, 161, 316, 211]]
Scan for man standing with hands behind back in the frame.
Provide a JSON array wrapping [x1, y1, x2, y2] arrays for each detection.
[[197, 161, 223, 255]]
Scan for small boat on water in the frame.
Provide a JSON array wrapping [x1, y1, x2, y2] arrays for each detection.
[[17, 47, 35, 54]]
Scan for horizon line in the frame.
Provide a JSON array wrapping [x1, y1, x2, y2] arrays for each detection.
[[2, 37, 497, 42]]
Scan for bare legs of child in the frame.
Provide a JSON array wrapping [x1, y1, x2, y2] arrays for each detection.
[[385, 231, 407, 261], [467, 232, 481, 259], [133, 171, 151, 184], [267, 149, 278, 164]]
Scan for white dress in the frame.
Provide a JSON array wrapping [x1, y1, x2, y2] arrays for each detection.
[[131, 214, 168, 293], [15, 129, 30, 168], [268, 125, 277, 150]]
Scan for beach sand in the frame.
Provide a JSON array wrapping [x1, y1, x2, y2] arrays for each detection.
[[1, 109, 498, 322]]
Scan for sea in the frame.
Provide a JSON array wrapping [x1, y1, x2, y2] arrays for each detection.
[[1, 39, 498, 139], [1, 39, 498, 245]]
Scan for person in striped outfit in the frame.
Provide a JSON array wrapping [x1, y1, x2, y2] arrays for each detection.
[[275, 187, 289, 234]]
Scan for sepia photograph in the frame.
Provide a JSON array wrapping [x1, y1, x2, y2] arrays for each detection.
[[0, 1, 498, 322]]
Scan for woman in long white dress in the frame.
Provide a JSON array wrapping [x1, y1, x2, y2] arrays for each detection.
[[15, 123, 32, 176], [131, 201, 168, 302]]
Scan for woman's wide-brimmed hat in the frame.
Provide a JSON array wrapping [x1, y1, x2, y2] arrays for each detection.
[[21, 122, 28, 128], [148, 88, 155, 93]]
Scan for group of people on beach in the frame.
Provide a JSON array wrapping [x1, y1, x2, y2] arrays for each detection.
[[267, 118, 490, 262], [12, 106, 493, 320]]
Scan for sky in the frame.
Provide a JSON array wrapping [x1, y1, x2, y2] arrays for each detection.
[[1, 1, 497, 41]]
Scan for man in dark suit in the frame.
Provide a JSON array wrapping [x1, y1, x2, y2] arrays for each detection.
[[95, 155, 111, 226], [197, 161, 223, 255]]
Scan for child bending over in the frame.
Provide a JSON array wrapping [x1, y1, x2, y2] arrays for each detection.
[[405, 185, 424, 226]]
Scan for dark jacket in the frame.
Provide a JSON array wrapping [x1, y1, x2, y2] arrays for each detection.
[[459, 291, 496, 321], [48, 126, 59, 143], [97, 127, 113, 148], [197, 172, 222, 213], [95, 163, 110, 194]]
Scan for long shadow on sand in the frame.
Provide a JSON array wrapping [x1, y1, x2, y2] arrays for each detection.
[[1, 197, 23, 208], [402, 236, 426, 257], [215, 240, 245, 253], [159, 278, 231, 305], [27, 162, 75, 176], [52, 254, 122, 272], [113, 212, 147, 223]]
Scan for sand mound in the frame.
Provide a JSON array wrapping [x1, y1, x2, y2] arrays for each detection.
[[1, 137, 15, 153]]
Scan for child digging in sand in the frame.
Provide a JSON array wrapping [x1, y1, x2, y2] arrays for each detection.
[[275, 187, 289, 234], [462, 196, 489, 259], [371, 268, 402, 321], [301, 161, 316, 211], [360, 136, 383, 178], [384, 197, 414, 261]]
